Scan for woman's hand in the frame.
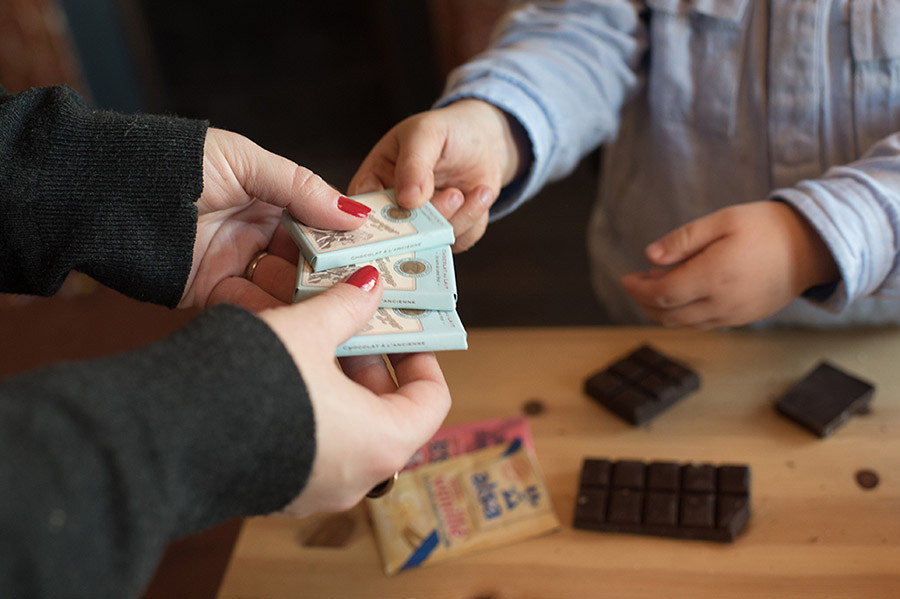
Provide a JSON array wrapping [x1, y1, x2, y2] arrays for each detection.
[[208, 255, 452, 516], [179, 127, 372, 309]]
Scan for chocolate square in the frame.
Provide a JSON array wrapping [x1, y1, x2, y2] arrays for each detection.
[[601, 387, 659, 425], [584, 345, 700, 425], [717, 465, 750, 495], [682, 464, 717, 494], [660, 362, 700, 391], [680, 493, 715, 529], [580, 459, 611, 488], [631, 345, 667, 366], [646, 462, 680, 491], [573, 458, 751, 542], [574, 489, 608, 525], [608, 489, 643, 525], [775, 361, 875, 437], [611, 460, 645, 489], [638, 373, 682, 403], [610, 358, 646, 381], [582, 371, 625, 400], [644, 492, 679, 527], [717, 495, 750, 534]]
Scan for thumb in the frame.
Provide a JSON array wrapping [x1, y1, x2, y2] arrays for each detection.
[[211, 128, 369, 230], [294, 265, 384, 350], [260, 265, 383, 363], [393, 131, 440, 210], [645, 212, 727, 266]]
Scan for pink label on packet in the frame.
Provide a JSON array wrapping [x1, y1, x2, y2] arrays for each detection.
[[404, 416, 535, 471]]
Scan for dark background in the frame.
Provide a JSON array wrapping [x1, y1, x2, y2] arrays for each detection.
[[3, 0, 605, 326], [123, 0, 605, 327]]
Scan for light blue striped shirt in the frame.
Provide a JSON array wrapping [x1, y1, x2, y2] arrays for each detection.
[[439, 0, 900, 326]]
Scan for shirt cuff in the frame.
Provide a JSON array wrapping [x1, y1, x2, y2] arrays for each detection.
[[771, 180, 896, 312], [436, 72, 555, 220]]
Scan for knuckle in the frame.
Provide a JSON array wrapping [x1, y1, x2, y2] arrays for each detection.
[[717, 206, 743, 229], [402, 115, 439, 144], [290, 165, 322, 196], [332, 290, 364, 323], [674, 223, 700, 250], [653, 292, 676, 308]]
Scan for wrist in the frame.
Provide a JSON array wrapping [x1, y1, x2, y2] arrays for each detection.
[[774, 201, 840, 292], [448, 99, 524, 186], [2, 86, 206, 306]]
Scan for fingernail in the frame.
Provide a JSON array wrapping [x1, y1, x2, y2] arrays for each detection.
[[338, 196, 371, 219], [476, 187, 493, 207], [646, 242, 665, 261], [398, 186, 422, 209], [446, 190, 464, 212], [345, 265, 379, 291]]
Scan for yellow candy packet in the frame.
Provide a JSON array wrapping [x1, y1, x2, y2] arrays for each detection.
[[367, 438, 560, 575]]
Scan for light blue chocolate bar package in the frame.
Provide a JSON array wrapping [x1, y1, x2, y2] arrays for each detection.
[[293, 246, 457, 311], [282, 189, 455, 271], [335, 307, 467, 357]]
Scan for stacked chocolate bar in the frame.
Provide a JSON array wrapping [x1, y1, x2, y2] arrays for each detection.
[[281, 189, 466, 356]]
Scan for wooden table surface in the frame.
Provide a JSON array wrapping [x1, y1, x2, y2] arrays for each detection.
[[217, 326, 900, 598]]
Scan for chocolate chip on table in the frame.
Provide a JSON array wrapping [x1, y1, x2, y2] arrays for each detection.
[[855, 469, 880, 490], [522, 398, 546, 416]]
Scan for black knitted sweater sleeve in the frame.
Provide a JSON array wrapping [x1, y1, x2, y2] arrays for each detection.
[[0, 85, 206, 307], [0, 305, 316, 599], [0, 86, 317, 598]]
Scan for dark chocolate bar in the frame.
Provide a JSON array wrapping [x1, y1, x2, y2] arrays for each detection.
[[775, 361, 875, 438], [573, 458, 751, 542], [583, 345, 700, 425]]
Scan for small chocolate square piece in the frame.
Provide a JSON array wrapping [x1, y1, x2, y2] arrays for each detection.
[[680, 493, 715, 529], [573, 459, 751, 542], [682, 464, 716, 494], [717, 465, 750, 495], [646, 462, 680, 491], [579, 459, 611, 488], [584, 345, 700, 425], [611, 460, 645, 489], [608, 489, 644, 525], [644, 492, 678, 527], [574, 489, 608, 525], [775, 361, 875, 437]]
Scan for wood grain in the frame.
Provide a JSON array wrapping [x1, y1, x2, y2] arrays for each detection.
[[218, 327, 900, 599]]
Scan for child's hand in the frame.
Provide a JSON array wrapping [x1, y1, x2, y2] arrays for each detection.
[[348, 99, 523, 252], [620, 201, 839, 329], [208, 263, 452, 516]]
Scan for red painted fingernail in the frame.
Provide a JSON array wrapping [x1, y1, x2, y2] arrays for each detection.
[[338, 196, 371, 218], [345, 265, 379, 292]]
